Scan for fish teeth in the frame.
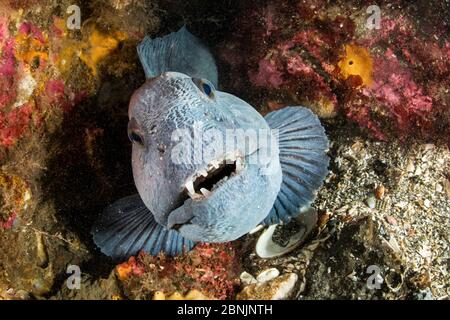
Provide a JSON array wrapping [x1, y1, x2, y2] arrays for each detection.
[[190, 193, 203, 200], [200, 188, 211, 197], [199, 169, 208, 177], [236, 157, 244, 171], [226, 153, 236, 164], [211, 160, 220, 169], [185, 180, 195, 195]]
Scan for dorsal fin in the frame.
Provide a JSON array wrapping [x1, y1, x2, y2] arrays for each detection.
[[137, 26, 218, 87]]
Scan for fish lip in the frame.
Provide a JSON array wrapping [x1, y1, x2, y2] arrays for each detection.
[[167, 215, 194, 231], [183, 151, 245, 201]]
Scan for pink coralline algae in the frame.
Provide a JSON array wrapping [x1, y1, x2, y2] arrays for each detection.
[[349, 50, 434, 139], [249, 59, 284, 88], [220, 2, 449, 140], [43, 80, 83, 112], [219, 3, 354, 118], [0, 19, 30, 147], [0, 104, 33, 147], [0, 212, 16, 229], [0, 17, 89, 147], [246, 28, 340, 116], [18, 22, 46, 44], [0, 19, 17, 108]]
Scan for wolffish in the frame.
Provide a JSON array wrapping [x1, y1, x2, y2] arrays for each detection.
[[92, 27, 329, 260]]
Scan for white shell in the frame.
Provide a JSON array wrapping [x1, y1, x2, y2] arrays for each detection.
[[255, 225, 307, 258], [256, 208, 318, 259], [256, 268, 280, 283], [239, 272, 258, 285], [271, 273, 298, 300]]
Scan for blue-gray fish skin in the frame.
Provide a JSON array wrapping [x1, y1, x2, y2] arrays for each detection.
[[91, 27, 329, 260], [129, 72, 282, 242]]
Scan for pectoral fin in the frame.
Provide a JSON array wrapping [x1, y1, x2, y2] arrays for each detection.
[[263, 106, 329, 225], [92, 194, 195, 260]]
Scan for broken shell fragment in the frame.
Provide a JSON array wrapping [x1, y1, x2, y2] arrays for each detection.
[[256, 268, 280, 283], [36, 231, 49, 268], [240, 271, 258, 285], [237, 273, 298, 300]]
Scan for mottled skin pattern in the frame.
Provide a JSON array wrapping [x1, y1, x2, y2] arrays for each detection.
[[129, 72, 282, 242]]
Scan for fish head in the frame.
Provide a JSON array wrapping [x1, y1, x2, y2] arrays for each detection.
[[128, 72, 282, 241]]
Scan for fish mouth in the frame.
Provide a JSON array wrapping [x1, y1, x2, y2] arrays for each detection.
[[167, 152, 245, 231], [184, 152, 245, 200]]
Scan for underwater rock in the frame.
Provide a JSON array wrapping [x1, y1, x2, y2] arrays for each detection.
[[256, 268, 280, 283], [237, 273, 298, 300], [117, 243, 241, 300], [52, 270, 122, 300], [0, 288, 31, 300], [0, 0, 156, 300], [0, 172, 30, 228], [0, 0, 447, 301], [219, 1, 449, 141]]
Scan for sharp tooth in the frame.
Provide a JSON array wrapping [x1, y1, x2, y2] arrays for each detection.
[[212, 160, 220, 169], [200, 169, 208, 177], [225, 154, 235, 164], [191, 193, 203, 200], [185, 180, 195, 195], [200, 188, 211, 197]]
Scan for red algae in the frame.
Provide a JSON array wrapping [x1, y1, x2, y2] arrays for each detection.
[[0, 18, 17, 108], [0, 104, 33, 147], [249, 58, 284, 89], [220, 2, 449, 140], [117, 243, 242, 300], [0, 212, 16, 229], [0, 13, 129, 148]]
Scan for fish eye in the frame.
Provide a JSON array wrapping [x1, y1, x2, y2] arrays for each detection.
[[192, 78, 215, 99], [128, 130, 144, 145], [202, 82, 212, 96], [127, 119, 144, 145]]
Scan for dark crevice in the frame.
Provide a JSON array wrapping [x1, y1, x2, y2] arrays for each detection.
[[194, 162, 237, 192]]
